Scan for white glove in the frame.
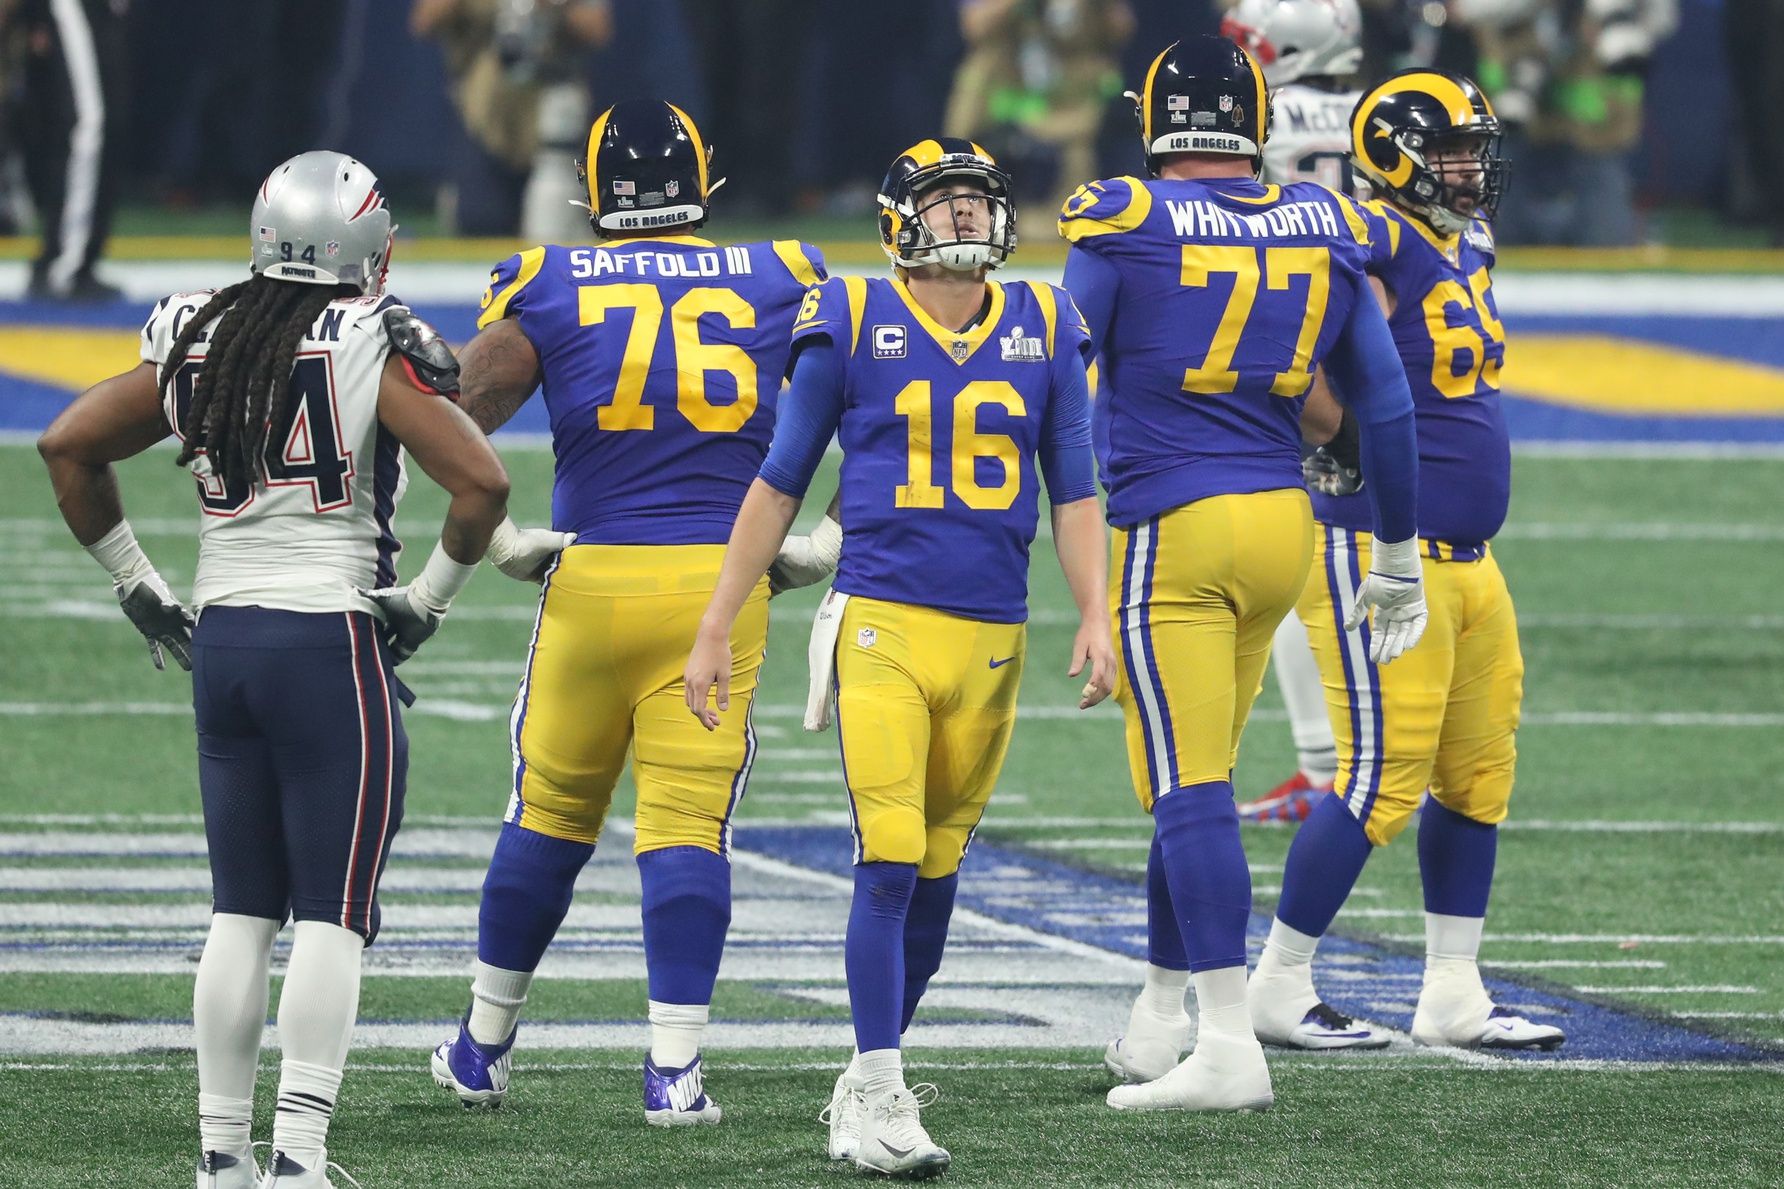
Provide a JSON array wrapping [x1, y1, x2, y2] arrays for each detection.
[[1344, 535, 1428, 665], [360, 541, 480, 663], [486, 517, 576, 583], [768, 515, 842, 596], [86, 520, 194, 672]]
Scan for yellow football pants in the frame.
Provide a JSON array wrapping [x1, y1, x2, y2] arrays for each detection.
[[506, 544, 769, 855], [834, 596, 1025, 878], [1112, 490, 1314, 810], [1297, 526, 1524, 845]]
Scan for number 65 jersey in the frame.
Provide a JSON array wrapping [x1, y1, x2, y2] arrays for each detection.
[[140, 289, 412, 614]]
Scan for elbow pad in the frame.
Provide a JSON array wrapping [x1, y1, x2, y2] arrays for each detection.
[[384, 308, 460, 399]]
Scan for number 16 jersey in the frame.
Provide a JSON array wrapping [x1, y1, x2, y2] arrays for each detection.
[[479, 234, 825, 545]]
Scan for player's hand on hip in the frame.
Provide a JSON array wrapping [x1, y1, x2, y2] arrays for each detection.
[[486, 517, 576, 583], [1344, 536, 1429, 665], [1069, 616, 1118, 709], [115, 573, 195, 672], [766, 514, 841, 597], [360, 584, 446, 664], [684, 628, 731, 730]]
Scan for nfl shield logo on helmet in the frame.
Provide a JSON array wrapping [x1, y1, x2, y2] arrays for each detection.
[[665, 180, 680, 198], [325, 240, 341, 257], [1219, 94, 1234, 111]]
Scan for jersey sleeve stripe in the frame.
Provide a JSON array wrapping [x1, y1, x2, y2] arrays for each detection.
[[477, 246, 547, 330], [1337, 195, 1374, 247], [842, 275, 868, 355], [771, 239, 821, 287], [1029, 281, 1059, 355]]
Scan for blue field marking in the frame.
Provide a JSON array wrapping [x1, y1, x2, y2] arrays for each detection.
[[737, 825, 1780, 1065]]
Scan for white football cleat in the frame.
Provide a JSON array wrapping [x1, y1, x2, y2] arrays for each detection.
[[1413, 1002, 1566, 1051], [1106, 1033, 1274, 1113], [1255, 1002, 1391, 1051], [1103, 999, 1192, 1083], [197, 1146, 259, 1189], [855, 1083, 949, 1179], [818, 1068, 862, 1161], [257, 1149, 358, 1188]]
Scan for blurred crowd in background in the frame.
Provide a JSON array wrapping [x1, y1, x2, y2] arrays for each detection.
[[0, 0, 1780, 300]]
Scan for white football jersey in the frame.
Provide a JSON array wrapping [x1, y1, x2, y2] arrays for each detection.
[[1263, 82, 1366, 196], [139, 289, 410, 614]]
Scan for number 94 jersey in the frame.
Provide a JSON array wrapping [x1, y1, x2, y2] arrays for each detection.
[[479, 235, 825, 545], [140, 289, 411, 615]]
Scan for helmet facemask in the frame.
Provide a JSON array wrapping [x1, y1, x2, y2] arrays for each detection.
[[1398, 124, 1506, 234], [883, 164, 1016, 272]]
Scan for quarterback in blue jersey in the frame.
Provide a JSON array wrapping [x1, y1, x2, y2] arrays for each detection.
[[686, 139, 1115, 1175], [1247, 72, 1566, 1053], [428, 101, 829, 1123], [1061, 37, 1429, 1112]]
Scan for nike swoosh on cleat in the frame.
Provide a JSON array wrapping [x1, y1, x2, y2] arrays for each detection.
[[989, 656, 1015, 669], [879, 1143, 914, 1159]]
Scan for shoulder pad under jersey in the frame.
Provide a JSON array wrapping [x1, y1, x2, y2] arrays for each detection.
[[384, 307, 460, 399]]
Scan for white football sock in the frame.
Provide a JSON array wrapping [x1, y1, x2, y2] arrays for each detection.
[[1192, 965, 1256, 1043], [647, 1000, 709, 1069], [1421, 913, 1493, 1019], [272, 921, 363, 1166], [194, 912, 278, 1153], [1272, 612, 1337, 783], [855, 1048, 905, 1098], [1256, 918, 1321, 973], [1135, 963, 1191, 1019], [468, 960, 532, 1046]]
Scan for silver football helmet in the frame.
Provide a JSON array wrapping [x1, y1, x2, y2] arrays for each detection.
[[1221, 0, 1364, 87], [249, 151, 394, 294]]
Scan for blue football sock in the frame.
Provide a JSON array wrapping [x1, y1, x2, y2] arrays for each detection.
[[1274, 793, 1375, 938], [476, 821, 594, 973], [900, 873, 958, 1033], [1145, 832, 1190, 971], [637, 846, 733, 1005], [846, 862, 918, 1053], [1418, 798, 1498, 918], [1151, 780, 1251, 973]]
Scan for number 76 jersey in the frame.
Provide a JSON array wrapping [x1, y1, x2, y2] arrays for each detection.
[[479, 234, 825, 545]]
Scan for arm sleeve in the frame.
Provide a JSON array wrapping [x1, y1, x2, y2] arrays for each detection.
[[1061, 246, 1120, 362], [758, 338, 845, 498], [1324, 275, 1418, 543], [1039, 341, 1097, 504]]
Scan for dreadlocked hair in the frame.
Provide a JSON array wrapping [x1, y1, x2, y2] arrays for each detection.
[[165, 276, 351, 490]]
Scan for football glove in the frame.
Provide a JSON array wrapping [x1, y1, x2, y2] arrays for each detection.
[[486, 516, 576, 583], [116, 573, 195, 672], [1302, 409, 1363, 497], [1344, 535, 1428, 665], [768, 515, 842, 596], [360, 541, 481, 663]]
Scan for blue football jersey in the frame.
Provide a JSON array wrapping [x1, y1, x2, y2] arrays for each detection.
[[1059, 175, 1377, 528], [1314, 202, 1511, 546], [479, 235, 825, 544], [788, 275, 1093, 623]]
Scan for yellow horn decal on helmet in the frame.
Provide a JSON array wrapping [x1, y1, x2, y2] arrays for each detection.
[[585, 106, 613, 206], [1140, 44, 1173, 146], [1243, 46, 1267, 146], [901, 139, 948, 169], [667, 103, 708, 198], [1370, 71, 1479, 128]]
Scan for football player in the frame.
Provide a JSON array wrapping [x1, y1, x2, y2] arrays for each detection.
[[37, 152, 509, 1189], [1222, 0, 1369, 825], [684, 139, 1114, 1175], [426, 100, 828, 1125], [1061, 37, 1427, 1111], [1246, 71, 1567, 1052]]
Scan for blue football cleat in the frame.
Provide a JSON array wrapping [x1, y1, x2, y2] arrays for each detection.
[[644, 1053, 722, 1126], [430, 1017, 514, 1108]]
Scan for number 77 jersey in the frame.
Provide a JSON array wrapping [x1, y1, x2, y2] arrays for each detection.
[[479, 234, 826, 544], [1059, 174, 1377, 528]]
